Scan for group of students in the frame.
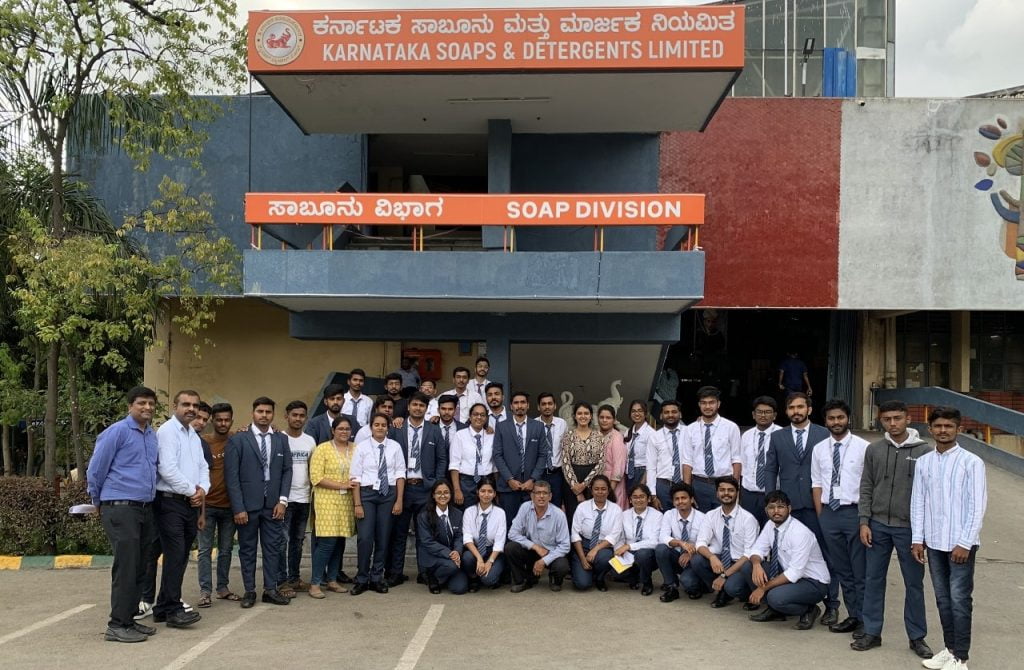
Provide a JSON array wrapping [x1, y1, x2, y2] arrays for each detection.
[[87, 360, 988, 670]]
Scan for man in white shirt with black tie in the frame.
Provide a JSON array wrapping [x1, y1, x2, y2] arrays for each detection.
[[656, 482, 707, 603], [691, 476, 759, 608], [485, 382, 508, 429], [471, 356, 491, 402], [811, 399, 870, 636], [341, 369, 371, 427], [743, 490, 831, 630], [534, 392, 567, 508], [739, 396, 782, 526], [683, 386, 742, 513], [427, 366, 475, 423], [650, 400, 686, 511]]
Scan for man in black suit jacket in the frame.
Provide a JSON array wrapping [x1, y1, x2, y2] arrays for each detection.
[[386, 393, 448, 586], [764, 392, 840, 623], [493, 391, 546, 528], [225, 397, 293, 608], [305, 383, 361, 445]]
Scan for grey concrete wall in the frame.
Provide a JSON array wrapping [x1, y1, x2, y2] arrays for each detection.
[[838, 98, 1024, 310]]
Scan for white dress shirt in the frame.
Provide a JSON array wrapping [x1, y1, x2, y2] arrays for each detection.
[[487, 407, 509, 429], [405, 420, 428, 478], [350, 437, 405, 491], [448, 427, 495, 478], [570, 499, 623, 546], [614, 507, 664, 551], [426, 388, 474, 423], [682, 416, 742, 478], [534, 416, 568, 469], [659, 507, 708, 547], [696, 505, 759, 560], [740, 424, 782, 492], [810, 432, 870, 506], [156, 415, 211, 496], [342, 391, 372, 426], [749, 516, 830, 585], [462, 504, 508, 553], [471, 378, 490, 403], [911, 444, 987, 551], [651, 425, 687, 481]]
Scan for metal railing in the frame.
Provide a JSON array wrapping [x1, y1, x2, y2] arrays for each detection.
[[874, 386, 1024, 443]]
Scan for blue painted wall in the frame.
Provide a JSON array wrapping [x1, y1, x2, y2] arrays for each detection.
[[71, 94, 365, 273]]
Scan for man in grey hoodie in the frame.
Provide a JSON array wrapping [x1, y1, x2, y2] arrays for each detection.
[[850, 400, 934, 659]]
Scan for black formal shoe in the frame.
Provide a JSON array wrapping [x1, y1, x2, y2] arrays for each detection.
[[794, 605, 821, 631], [416, 573, 428, 585], [661, 583, 671, 591], [749, 607, 787, 622], [710, 592, 734, 608], [830, 617, 861, 633], [820, 607, 839, 627], [349, 583, 369, 596], [629, 581, 640, 591], [595, 578, 608, 592], [336, 571, 354, 584], [640, 581, 654, 596], [660, 587, 680, 603], [851, 624, 866, 639], [165, 611, 201, 628], [742, 602, 760, 611], [372, 581, 389, 594], [132, 622, 157, 636], [468, 579, 480, 593], [386, 575, 405, 588], [428, 579, 442, 595], [688, 591, 704, 600], [262, 590, 290, 605], [550, 577, 564, 593], [909, 639, 934, 659], [240, 592, 257, 608], [510, 581, 533, 593], [152, 612, 167, 623], [104, 626, 147, 643], [850, 634, 882, 651]]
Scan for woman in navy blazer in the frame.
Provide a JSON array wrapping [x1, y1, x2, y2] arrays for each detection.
[[416, 480, 469, 595]]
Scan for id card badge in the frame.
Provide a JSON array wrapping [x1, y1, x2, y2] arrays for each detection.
[[408, 457, 417, 470]]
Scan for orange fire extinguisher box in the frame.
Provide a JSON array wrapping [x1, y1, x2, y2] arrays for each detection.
[[403, 348, 442, 382]]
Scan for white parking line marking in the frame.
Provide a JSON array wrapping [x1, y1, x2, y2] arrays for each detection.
[[395, 604, 445, 670], [0, 603, 95, 647], [160, 608, 265, 670]]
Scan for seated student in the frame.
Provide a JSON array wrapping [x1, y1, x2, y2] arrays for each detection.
[[656, 482, 707, 603], [691, 476, 759, 608], [742, 490, 832, 630], [460, 477, 507, 592], [613, 483, 663, 596], [570, 475, 622, 592], [507, 481, 571, 593], [449, 403, 495, 510], [415, 480, 468, 595]]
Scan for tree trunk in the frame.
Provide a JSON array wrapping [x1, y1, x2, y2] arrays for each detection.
[[2, 424, 12, 476], [43, 339, 59, 481], [26, 343, 42, 477], [67, 346, 85, 480], [49, 149, 65, 238]]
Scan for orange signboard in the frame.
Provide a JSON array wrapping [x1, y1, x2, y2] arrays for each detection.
[[248, 6, 744, 73], [245, 193, 704, 226]]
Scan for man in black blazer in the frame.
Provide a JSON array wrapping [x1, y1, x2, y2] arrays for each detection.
[[493, 391, 546, 528], [305, 383, 361, 445], [385, 392, 448, 586], [225, 397, 293, 608], [764, 392, 839, 623]]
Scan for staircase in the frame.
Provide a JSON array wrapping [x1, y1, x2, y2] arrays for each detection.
[[343, 228, 483, 251]]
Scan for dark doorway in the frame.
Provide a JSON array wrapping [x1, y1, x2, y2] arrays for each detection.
[[663, 309, 832, 424]]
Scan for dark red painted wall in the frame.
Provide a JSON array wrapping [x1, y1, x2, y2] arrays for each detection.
[[660, 98, 842, 308]]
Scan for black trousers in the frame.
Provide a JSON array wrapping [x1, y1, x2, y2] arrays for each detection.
[[154, 496, 198, 618], [140, 532, 162, 603], [100, 503, 155, 628], [505, 542, 569, 585]]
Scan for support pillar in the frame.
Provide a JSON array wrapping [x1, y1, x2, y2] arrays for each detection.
[[950, 311, 971, 392], [484, 118, 511, 249], [485, 336, 510, 392]]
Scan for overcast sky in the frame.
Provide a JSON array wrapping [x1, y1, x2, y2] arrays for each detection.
[[239, 0, 1023, 98]]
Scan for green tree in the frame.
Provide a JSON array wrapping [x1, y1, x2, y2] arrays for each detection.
[[0, 0, 245, 480]]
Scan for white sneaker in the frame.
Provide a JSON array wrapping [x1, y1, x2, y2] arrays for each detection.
[[941, 659, 967, 670], [922, 648, 953, 669], [133, 601, 153, 620], [180, 600, 194, 613]]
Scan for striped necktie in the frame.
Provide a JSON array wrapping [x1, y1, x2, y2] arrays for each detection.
[[703, 423, 715, 476], [634, 514, 644, 541], [755, 432, 767, 491], [477, 511, 489, 550], [473, 433, 483, 483], [544, 423, 554, 470], [795, 429, 805, 459], [767, 527, 782, 578], [670, 429, 681, 483], [721, 515, 733, 568], [515, 422, 526, 478], [679, 517, 690, 543], [377, 444, 390, 496], [591, 507, 605, 547], [829, 441, 842, 511], [626, 432, 636, 480], [410, 425, 421, 464]]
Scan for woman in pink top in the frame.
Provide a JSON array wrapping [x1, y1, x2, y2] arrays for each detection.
[[598, 404, 627, 509]]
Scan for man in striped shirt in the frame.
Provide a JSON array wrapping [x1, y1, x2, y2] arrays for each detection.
[[911, 407, 987, 670]]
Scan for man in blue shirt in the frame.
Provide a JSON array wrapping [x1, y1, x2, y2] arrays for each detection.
[[87, 386, 160, 644]]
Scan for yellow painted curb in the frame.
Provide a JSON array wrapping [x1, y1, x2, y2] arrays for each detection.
[[0, 556, 23, 570], [54, 555, 93, 569]]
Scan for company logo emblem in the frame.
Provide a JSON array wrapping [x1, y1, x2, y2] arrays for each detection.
[[255, 15, 304, 66]]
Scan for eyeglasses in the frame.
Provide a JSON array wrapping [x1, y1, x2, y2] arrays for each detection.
[[754, 409, 775, 416], [435, 491, 451, 497], [532, 491, 551, 496], [765, 503, 790, 511], [470, 413, 488, 418]]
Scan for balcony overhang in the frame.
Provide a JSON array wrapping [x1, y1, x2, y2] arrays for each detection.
[[248, 5, 745, 134]]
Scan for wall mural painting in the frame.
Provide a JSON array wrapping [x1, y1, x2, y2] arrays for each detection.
[[973, 116, 1023, 279]]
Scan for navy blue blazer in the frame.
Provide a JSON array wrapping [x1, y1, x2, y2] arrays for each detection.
[[416, 506, 464, 568], [764, 423, 830, 512], [492, 419, 546, 492], [224, 428, 293, 514], [392, 422, 448, 487], [304, 412, 361, 446]]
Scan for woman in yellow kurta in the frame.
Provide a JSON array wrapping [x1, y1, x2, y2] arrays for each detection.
[[308, 415, 357, 599]]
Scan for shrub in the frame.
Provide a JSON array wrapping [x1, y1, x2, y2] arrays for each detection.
[[0, 477, 110, 555]]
